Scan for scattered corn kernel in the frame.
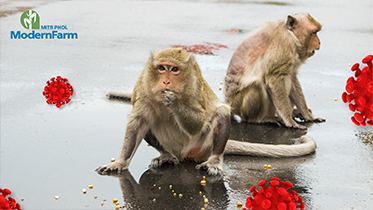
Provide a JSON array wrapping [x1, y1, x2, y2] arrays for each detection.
[[179, 194, 183, 198], [264, 164, 267, 169], [334, 98, 337, 101], [267, 165, 272, 169], [153, 198, 156, 202], [237, 202, 242, 207], [54, 195, 60, 200], [220, 81, 223, 85], [225, 179, 229, 182], [199, 191, 202, 195], [219, 87, 222, 90], [201, 180, 206, 185], [88, 185, 93, 189], [111, 158, 115, 162], [158, 187, 161, 190], [82, 188, 87, 194], [94, 196, 97, 199], [204, 198, 209, 204], [173, 193, 177, 197], [113, 198, 118, 202], [169, 185, 173, 189], [115, 205, 120, 209]]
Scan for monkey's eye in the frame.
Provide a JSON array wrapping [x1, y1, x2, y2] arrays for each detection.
[[158, 65, 166, 71], [170, 67, 179, 72], [311, 30, 318, 36]]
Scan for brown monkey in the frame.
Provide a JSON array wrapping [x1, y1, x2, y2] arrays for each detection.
[[224, 14, 325, 129], [96, 48, 231, 175]]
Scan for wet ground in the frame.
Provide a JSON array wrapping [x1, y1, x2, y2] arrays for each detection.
[[1, 0, 372, 209]]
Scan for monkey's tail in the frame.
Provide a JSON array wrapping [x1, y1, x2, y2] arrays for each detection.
[[106, 91, 132, 104], [224, 135, 316, 157]]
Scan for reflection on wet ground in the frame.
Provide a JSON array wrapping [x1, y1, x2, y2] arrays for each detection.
[[100, 164, 228, 209]]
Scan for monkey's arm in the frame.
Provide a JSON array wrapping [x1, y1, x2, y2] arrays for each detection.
[[290, 75, 325, 122], [267, 75, 306, 129], [163, 90, 206, 136], [96, 111, 148, 173]]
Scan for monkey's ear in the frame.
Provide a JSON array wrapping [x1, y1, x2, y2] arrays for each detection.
[[286, 15, 297, 31]]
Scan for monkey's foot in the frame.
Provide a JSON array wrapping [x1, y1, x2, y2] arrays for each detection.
[[195, 157, 223, 176], [151, 153, 179, 168], [95, 161, 128, 174], [305, 117, 326, 123]]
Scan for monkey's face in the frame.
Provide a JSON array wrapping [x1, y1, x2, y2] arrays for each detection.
[[298, 15, 322, 58], [306, 28, 321, 57], [155, 61, 184, 93]]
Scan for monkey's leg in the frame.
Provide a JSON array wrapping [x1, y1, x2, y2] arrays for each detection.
[[238, 83, 268, 122], [96, 116, 148, 174], [144, 130, 179, 167], [195, 106, 231, 175], [238, 83, 283, 126], [290, 76, 325, 123], [267, 75, 307, 129]]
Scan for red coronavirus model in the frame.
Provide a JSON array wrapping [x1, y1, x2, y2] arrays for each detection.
[[243, 177, 305, 210], [42, 76, 74, 108], [0, 188, 21, 210], [342, 55, 373, 126]]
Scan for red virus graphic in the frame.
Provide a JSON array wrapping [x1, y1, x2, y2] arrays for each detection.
[[243, 177, 305, 210], [342, 55, 373, 126], [172, 42, 228, 55], [0, 188, 21, 210], [42, 76, 74, 108]]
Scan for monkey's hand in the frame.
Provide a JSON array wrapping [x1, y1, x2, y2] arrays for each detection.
[[162, 90, 177, 107], [195, 155, 223, 176], [151, 152, 179, 167], [95, 160, 129, 175]]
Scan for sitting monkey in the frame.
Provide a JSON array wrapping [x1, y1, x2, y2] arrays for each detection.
[[224, 14, 325, 129], [97, 48, 231, 175]]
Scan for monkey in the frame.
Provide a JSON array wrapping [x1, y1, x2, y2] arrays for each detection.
[[96, 48, 232, 175], [224, 14, 325, 130]]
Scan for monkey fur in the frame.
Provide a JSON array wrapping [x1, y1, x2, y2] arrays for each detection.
[[97, 48, 231, 175], [224, 14, 325, 130]]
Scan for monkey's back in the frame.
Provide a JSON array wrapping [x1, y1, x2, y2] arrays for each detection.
[[224, 19, 300, 101]]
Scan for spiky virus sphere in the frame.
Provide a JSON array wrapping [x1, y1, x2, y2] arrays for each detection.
[[342, 55, 373, 126], [243, 177, 305, 210]]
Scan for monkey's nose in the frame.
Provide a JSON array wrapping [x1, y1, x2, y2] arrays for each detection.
[[163, 80, 170, 85]]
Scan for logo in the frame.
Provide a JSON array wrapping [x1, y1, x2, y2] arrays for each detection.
[[10, 10, 78, 40], [20, 10, 40, 30]]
